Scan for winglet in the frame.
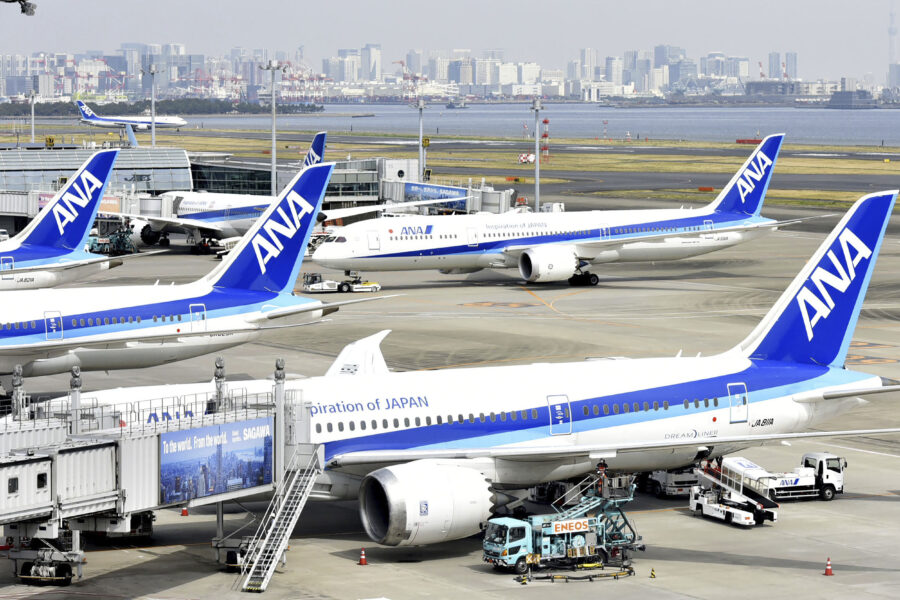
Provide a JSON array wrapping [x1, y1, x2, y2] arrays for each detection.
[[709, 134, 784, 217], [204, 162, 334, 293], [738, 190, 897, 367], [15, 149, 119, 251], [304, 132, 326, 167]]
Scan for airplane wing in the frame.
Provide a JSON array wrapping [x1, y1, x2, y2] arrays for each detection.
[[113, 212, 225, 236], [319, 197, 469, 222], [499, 215, 831, 259], [257, 295, 401, 321], [326, 426, 900, 467], [0, 250, 167, 275]]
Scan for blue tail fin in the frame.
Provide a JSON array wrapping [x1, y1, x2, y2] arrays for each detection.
[[205, 162, 334, 293], [75, 100, 98, 121], [739, 190, 897, 367], [16, 149, 119, 251], [709, 133, 784, 217], [304, 132, 326, 167]]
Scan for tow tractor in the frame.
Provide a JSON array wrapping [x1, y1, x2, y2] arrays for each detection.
[[301, 272, 381, 293], [689, 457, 779, 527], [483, 473, 644, 574]]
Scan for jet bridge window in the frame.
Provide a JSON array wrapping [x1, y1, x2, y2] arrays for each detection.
[[7, 477, 18, 494], [37, 472, 47, 489]]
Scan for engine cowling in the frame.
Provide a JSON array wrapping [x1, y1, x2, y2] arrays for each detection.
[[131, 219, 160, 246], [518, 246, 579, 282], [358, 461, 493, 546]]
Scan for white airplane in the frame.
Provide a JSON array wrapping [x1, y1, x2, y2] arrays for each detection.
[[75, 100, 187, 130], [314, 134, 803, 285], [128, 132, 457, 250], [0, 162, 387, 389], [83, 189, 900, 548], [0, 149, 132, 290]]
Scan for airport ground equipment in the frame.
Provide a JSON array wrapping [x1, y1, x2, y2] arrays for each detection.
[[302, 272, 382, 293], [756, 452, 846, 501], [641, 466, 698, 498], [689, 458, 778, 527], [483, 473, 643, 574]]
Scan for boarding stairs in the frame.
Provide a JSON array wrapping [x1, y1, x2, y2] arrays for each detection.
[[696, 464, 778, 510], [240, 445, 322, 593]]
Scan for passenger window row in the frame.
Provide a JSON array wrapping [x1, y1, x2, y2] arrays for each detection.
[[313, 408, 542, 434], [71, 315, 143, 327], [3, 321, 37, 330]]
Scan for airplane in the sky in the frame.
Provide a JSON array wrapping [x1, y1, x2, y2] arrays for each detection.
[[126, 132, 457, 251], [75, 100, 187, 131], [0, 149, 132, 290], [81, 189, 900, 548], [0, 162, 387, 390], [313, 134, 799, 285]]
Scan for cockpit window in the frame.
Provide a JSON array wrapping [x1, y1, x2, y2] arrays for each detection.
[[335, 236, 347, 243], [324, 236, 336, 243]]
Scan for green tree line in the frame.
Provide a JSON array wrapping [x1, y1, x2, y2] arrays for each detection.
[[0, 98, 323, 117]]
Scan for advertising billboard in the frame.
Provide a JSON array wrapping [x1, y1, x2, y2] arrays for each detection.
[[403, 182, 467, 211], [159, 417, 273, 504]]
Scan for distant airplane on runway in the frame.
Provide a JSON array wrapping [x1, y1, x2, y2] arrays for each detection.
[[314, 134, 807, 286], [75, 100, 187, 130]]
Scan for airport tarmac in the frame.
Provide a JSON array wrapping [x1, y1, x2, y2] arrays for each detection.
[[3, 205, 900, 599]]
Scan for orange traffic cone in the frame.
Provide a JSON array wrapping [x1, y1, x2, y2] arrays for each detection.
[[824, 557, 834, 576], [358, 547, 368, 566], [181, 507, 189, 517]]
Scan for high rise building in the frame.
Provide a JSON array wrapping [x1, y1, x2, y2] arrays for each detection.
[[785, 52, 798, 80], [518, 62, 541, 84], [495, 62, 518, 85], [580, 48, 597, 80], [360, 43, 382, 82], [448, 58, 473, 84], [406, 49, 423, 76], [889, 63, 900, 88], [567, 59, 581, 81], [429, 55, 449, 82], [768, 52, 781, 79], [605, 56, 623, 85]]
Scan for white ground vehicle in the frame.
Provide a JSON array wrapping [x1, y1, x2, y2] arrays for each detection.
[[643, 467, 699, 497], [689, 458, 779, 527], [301, 272, 382, 293], [760, 452, 847, 501]]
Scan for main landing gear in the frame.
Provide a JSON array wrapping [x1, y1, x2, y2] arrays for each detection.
[[568, 272, 600, 286]]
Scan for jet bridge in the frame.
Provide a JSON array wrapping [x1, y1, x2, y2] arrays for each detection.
[[0, 361, 320, 587]]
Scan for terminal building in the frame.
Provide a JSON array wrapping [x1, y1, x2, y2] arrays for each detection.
[[0, 147, 513, 234]]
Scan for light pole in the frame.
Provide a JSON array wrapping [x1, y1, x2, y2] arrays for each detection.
[[415, 98, 426, 181], [29, 89, 34, 144], [259, 60, 285, 196], [141, 64, 158, 147], [531, 97, 542, 212]]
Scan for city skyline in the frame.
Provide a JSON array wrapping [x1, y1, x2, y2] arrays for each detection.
[[0, 0, 896, 82]]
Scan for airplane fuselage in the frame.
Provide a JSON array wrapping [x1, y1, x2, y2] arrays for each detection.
[[313, 208, 774, 273], [0, 282, 323, 377], [80, 115, 186, 129]]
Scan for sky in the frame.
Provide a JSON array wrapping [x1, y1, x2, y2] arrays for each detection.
[[0, 0, 894, 81]]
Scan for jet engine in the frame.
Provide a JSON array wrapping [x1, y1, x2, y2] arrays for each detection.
[[128, 218, 160, 246], [358, 461, 494, 546], [518, 246, 579, 282]]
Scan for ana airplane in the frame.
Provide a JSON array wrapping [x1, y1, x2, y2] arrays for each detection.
[[75, 100, 187, 130], [313, 134, 802, 285], [83, 189, 900, 548], [0, 162, 385, 390], [128, 132, 454, 251], [0, 149, 132, 290]]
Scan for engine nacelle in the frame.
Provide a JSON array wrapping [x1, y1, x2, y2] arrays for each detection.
[[359, 461, 493, 546], [131, 219, 160, 246], [518, 246, 578, 282]]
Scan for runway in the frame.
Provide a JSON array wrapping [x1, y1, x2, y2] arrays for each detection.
[[3, 205, 900, 599]]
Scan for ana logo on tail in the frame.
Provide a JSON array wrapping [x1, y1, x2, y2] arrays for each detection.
[[796, 227, 872, 340], [79, 102, 96, 118], [52, 170, 104, 234], [251, 190, 315, 273], [737, 150, 773, 204], [304, 147, 321, 167]]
